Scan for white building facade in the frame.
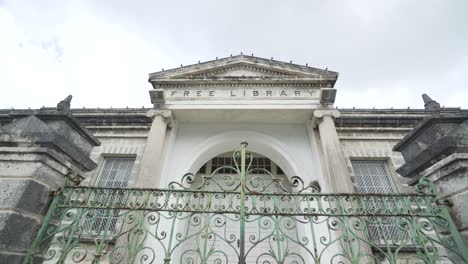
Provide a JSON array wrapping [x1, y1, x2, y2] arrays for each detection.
[[8, 55, 466, 264]]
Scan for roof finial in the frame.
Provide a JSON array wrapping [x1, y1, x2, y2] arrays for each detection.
[[422, 93, 440, 112], [57, 95, 72, 112]]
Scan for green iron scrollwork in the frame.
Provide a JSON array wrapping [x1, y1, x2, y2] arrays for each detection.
[[24, 143, 468, 264]]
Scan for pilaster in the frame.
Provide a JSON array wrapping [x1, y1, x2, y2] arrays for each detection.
[[136, 110, 173, 188], [312, 109, 354, 193]]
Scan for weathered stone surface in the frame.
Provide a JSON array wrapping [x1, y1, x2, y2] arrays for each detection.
[[394, 103, 468, 245], [1, 112, 100, 172], [0, 105, 100, 260], [394, 115, 468, 177], [0, 253, 42, 264], [0, 211, 41, 252], [0, 179, 50, 215]]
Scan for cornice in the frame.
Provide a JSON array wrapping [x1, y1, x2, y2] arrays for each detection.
[[151, 80, 334, 89], [2, 108, 465, 130]]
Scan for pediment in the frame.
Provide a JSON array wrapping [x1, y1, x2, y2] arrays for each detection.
[[191, 64, 297, 78], [149, 55, 338, 81]]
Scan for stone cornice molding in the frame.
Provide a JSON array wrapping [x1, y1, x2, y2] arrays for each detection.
[[311, 109, 341, 127], [151, 80, 334, 89], [146, 110, 173, 127]]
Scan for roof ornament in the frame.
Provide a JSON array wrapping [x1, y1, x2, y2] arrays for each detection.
[[57, 95, 72, 112], [422, 94, 441, 112]]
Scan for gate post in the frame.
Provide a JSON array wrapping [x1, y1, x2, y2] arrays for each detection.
[[393, 94, 468, 245], [0, 96, 100, 263]]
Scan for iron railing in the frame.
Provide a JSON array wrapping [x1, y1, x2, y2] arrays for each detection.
[[25, 143, 468, 263]]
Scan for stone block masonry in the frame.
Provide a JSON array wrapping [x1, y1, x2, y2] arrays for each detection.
[[0, 97, 100, 264]]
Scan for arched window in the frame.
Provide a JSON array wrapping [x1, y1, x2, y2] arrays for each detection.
[[197, 152, 285, 176]]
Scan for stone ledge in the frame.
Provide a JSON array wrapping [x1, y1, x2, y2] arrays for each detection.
[[393, 112, 468, 152], [9, 110, 100, 147], [0, 115, 98, 172], [396, 120, 468, 177]]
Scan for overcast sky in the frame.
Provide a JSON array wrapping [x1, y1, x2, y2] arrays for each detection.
[[1, 0, 467, 109]]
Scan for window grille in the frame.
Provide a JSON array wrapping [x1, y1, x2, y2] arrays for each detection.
[[95, 158, 135, 188], [352, 160, 394, 194], [87, 157, 135, 234], [210, 156, 272, 174], [351, 160, 406, 242], [250, 157, 272, 174], [211, 156, 236, 174]]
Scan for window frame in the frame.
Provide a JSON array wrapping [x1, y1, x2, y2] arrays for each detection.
[[350, 158, 409, 246], [349, 157, 401, 194], [90, 154, 137, 187], [84, 155, 137, 236]]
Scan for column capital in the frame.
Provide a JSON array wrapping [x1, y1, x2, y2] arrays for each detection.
[[146, 110, 173, 127], [311, 109, 340, 127]]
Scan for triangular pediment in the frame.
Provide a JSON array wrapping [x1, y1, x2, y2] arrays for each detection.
[[149, 55, 338, 82]]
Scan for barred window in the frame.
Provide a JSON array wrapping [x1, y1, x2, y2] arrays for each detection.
[[88, 157, 135, 234], [95, 158, 135, 188], [351, 160, 395, 194], [351, 160, 405, 242]]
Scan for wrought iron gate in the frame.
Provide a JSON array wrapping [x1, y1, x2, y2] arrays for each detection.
[[26, 143, 468, 263]]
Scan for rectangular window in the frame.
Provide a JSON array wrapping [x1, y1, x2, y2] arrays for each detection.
[[351, 160, 405, 242], [88, 157, 135, 234], [351, 160, 395, 193], [95, 157, 135, 188]]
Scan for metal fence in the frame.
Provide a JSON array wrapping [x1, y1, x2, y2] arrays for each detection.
[[25, 143, 468, 264]]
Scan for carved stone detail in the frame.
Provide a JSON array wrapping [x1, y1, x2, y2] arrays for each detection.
[[146, 110, 173, 127]]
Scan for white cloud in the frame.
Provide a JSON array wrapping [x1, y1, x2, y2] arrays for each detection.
[[0, 0, 467, 109]]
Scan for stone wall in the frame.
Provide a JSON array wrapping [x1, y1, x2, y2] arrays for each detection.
[[394, 102, 468, 244], [0, 104, 100, 263]]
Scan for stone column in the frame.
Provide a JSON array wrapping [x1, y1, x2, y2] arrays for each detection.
[[0, 101, 100, 263], [313, 109, 354, 193], [136, 110, 172, 188]]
